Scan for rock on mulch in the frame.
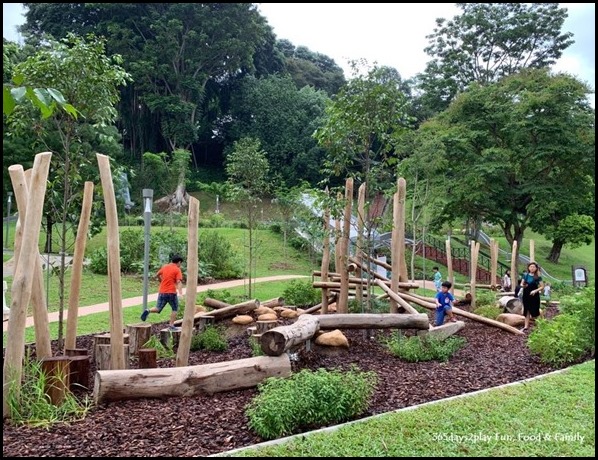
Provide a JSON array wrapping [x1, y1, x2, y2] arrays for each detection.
[[2, 306, 585, 457]]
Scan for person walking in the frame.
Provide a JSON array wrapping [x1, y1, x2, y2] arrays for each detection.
[[520, 262, 544, 333], [141, 254, 184, 330]]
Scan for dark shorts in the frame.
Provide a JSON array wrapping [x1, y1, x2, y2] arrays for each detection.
[[435, 305, 452, 325], [522, 290, 541, 318], [156, 293, 178, 313]]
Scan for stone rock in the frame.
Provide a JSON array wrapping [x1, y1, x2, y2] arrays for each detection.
[[315, 329, 349, 348], [257, 313, 278, 321], [417, 321, 465, 340], [496, 313, 525, 327], [195, 305, 207, 313], [255, 306, 277, 316], [280, 309, 299, 319], [232, 315, 254, 325]]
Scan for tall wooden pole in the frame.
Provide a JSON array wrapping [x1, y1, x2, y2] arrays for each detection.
[[529, 239, 535, 262], [65, 182, 94, 351], [490, 238, 497, 289], [337, 178, 353, 314], [470, 241, 480, 309], [510, 240, 518, 289], [390, 190, 400, 313], [355, 183, 366, 306], [320, 188, 330, 315], [96, 154, 125, 370], [177, 197, 199, 367], [397, 178, 408, 282], [3, 152, 52, 418], [334, 192, 342, 274], [445, 238, 454, 295]]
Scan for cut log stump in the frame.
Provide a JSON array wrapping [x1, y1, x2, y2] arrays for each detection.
[[97, 344, 130, 371], [160, 328, 181, 350], [138, 348, 158, 369], [126, 323, 152, 355], [67, 355, 90, 390], [41, 356, 70, 405]]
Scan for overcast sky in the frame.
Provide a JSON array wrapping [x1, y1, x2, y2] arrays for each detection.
[[3, 2, 595, 100]]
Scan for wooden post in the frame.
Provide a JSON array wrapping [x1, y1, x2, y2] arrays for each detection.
[[176, 197, 199, 367], [8, 165, 52, 360], [126, 324, 152, 355], [94, 333, 129, 364], [97, 344, 130, 371], [529, 239, 535, 262], [338, 178, 353, 314], [511, 240, 518, 289], [41, 356, 70, 405], [355, 182, 366, 306], [490, 238, 498, 289], [67, 355, 90, 390], [390, 191, 400, 313], [334, 192, 342, 274], [65, 181, 94, 351], [321, 187, 331, 315], [3, 152, 52, 418], [96, 154, 125, 370], [256, 320, 278, 335], [138, 348, 158, 369], [160, 328, 181, 350], [445, 238, 454, 295], [470, 241, 480, 309], [397, 178, 408, 282]]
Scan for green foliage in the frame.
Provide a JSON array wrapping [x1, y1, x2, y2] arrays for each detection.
[[282, 279, 320, 307], [190, 326, 228, 352], [6, 355, 91, 428], [474, 290, 497, 308], [385, 334, 466, 362], [473, 306, 501, 320], [198, 231, 243, 280], [248, 336, 264, 357], [142, 335, 174, 359], [246, 367, 378, 440], [528, 316, 588, 366], [199, 289, 235, 305]]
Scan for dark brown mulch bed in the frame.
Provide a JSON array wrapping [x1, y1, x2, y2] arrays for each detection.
[[2, 306, 584, 457]]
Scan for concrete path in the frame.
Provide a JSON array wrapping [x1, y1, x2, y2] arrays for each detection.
[[3, 275, 308, 332]]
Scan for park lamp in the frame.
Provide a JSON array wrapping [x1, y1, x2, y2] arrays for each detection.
[[142, 189, 153, 312]]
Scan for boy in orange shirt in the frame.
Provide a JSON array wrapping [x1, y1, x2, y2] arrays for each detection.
[[141, 254, 184, 330]]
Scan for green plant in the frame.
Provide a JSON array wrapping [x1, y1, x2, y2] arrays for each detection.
[[558, 287, 595, 348], [385, 334, 466, 362], [198, 231, 243, 279], [527, 316, 588, 366], [282, 279, 320, 307], [474, 290, 497, 307], [249, 336, 264, 356], [190, 326, 228, 352], [6, 354, 91, 428], [473, 305, 501, 320], [246, 367, 377, 440], [142, 335, 175, 358]]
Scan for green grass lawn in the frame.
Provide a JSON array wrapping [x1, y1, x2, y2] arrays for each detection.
[[228, 360, 595, 457]]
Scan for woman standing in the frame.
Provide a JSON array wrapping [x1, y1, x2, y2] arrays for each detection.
[[520, 262, 544, 332], [502, 269, 512, 292]]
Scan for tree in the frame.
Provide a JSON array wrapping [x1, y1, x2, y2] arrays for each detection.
[[10, 33, 130, 349], [418, 3, 574, 113], [411, 69, 594, 264], [542, 214, 595, 264], [225, 137, 270, 297]]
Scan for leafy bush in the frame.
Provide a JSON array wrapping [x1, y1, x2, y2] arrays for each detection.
[[249, 336, 263, 356], [528, 316, 588, 366], [269, 222, 282, 234], [246, 367, 377, 439], [190, 326, 228, 352], [89, 248, 108, 275], [143, 335, 175, 358], [473, 305, 501, 319], [558, 287, 595, 348], [198, 231, 243, 280], [474, 290, 497, 307], [348, 297, 390, 314], [6, 354, 91, 428], [385, 334, 466, 362], [282, 279, 320, 307]]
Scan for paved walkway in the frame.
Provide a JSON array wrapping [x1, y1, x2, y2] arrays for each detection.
[[3, 275, 308, 332]]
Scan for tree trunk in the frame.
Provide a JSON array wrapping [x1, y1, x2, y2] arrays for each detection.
[[153, 183, 190, 213], [260, 315, 320, 356], [94, 355, 292, 404], [318, 313, 429, 330], [548, 240, 564, 263]]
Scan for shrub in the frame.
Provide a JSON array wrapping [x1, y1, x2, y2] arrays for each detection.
[[249, 336, 263, 356], [474, 290, 497, 307], [473, 305, 501, 320], [190, 326, 228, 352], [89, 248, 108, 275], [6, 354, 91, 428], [528, 316, 588, 366], [558, 287, 595, 348], [282, 279, 320, 307], [246, 367, 377, 439], [143, 335, 175, 358], [198, 231, 243, 280], [385, 334, 466, 362]]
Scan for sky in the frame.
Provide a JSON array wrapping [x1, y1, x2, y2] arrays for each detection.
[[3, 2, 595, 101]]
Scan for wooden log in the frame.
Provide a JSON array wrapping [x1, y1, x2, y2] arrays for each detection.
[[318, 313, 429, 330], [260, 315, 320, 356], [65, 348, 88, 357], [529, 239, 535, 263], [160, 328, 181, 350], [177, 196, 199, 367], [9, 165, 52, 360], [355, 183, 366, 305], [174, 299, 260, 326], [67, 355, 90, 390], [397, 178, 408, 282], [397, 291, 523, 335], [490, 238, 498, 290], [94, 355, 292, 403], [262, 297, 285, 309], [338, 177, 353, 314], [138, 348, 158, 369], [334, 194, 342, 274], [203, 298, 230, 310], [302, 295, 336, 315], [470, 240, 480, 309], [446, 238, 454, 295], [328, 274, 419, 289], [510, 240, 518, 293], [94, 333, 129, 364], [196, 316, 215, 333], [321, 187, 331, 314], [247, 326, 257, 336], [256, 320, 278, 335], [499, 296, 523, 315], [126, 324, 152, 355], [3, 153, 52, 418], [374, 279, 419, 314], [65, 181, 94, 351], [97, 344, 130, 371], [41, 356, 70, 405], [96, 153, 125, 370]]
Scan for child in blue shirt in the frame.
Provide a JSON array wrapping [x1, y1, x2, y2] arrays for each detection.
[[434, 281, 457, 326]]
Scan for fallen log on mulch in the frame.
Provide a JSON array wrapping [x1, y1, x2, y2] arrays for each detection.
[[173, 299, 259, 326], [93, 354, 291, 403]]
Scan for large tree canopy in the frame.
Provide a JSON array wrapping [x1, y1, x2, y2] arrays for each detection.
[[409, 69, 594, 262], [417, 3, 574, 114]]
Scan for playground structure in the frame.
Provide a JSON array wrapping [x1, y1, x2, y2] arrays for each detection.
[[4, 155, 527, 415]]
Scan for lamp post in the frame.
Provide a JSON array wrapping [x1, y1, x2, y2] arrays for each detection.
[[4, 192, 13, 249], [142, 189, 153, 313]]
